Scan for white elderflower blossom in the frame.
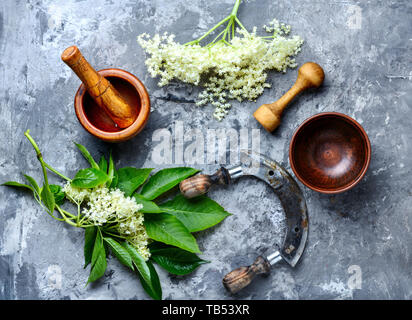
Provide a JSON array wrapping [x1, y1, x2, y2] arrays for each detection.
[[80, 186, 144, 225], [63, 184, 150, 260], [118, 215, 150, 260], [63, 182, 91, 204], [138, 19, 303, 120]]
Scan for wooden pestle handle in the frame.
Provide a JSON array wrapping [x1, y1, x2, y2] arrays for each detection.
[[61, 46, 136, 129], [223, 256, 271, 294], [254, 62, 325, 132]]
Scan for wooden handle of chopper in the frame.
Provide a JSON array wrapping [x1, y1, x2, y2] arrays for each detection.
[[61, 46, 136, 129], [254, 62, 325, 132], [223, 256, 271, 294]]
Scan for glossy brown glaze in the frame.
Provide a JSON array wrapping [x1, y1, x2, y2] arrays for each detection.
[[289, 112, 371, 193], [74, 68, 150, 142], [62, 46, 137, 128]]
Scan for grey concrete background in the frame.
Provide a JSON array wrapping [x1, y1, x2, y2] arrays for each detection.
[[1, 0, 411, 300]]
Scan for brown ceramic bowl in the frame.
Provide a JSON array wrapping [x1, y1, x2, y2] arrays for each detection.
[[74, 68, 150, 142], [289, 112, 371, 194]]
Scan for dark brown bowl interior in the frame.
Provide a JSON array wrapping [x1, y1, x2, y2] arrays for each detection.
[[289, 113, 371, 193]]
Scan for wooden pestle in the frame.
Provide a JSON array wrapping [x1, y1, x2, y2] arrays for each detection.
[[61, 46, 136, 129], [253, 62, 325, 132]]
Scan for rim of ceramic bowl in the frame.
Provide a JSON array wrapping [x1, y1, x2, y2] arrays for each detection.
[[289, 112, 371, 194], [74, 68, 150, 143]]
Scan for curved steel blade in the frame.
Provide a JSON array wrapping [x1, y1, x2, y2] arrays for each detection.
[[240, 150, 308, 267]]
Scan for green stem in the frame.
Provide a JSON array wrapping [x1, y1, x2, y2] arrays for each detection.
[[235, 17, 248, 33], [24, 130, 71, 182], [222, 39, 232, 46], [56, 206, 77, 227], [102, 231, 127, 240], [24, 130, 41, 156], [230, 0, 242, 17], [77, 215, 101, 228], [35, 198, 65, 221], [56, 205, 77, 220], [185, 0, 244, 46], [24, 130, 100, 230], [103, 224, 119, 230], [222, 19, 232, 42], [25, 130, 49, 184], [208, 29, 227, 46], [185, 15, 231, 45], [44, 163, 71, 181], [25, 130, 55, 215], [78, 214, 88, 225], [55, 205, 97, 228], [76, 203, 81, 224]]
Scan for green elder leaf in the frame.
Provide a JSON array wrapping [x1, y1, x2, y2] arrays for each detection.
[[159, 194, 231, 232], [110, 170, 119, 189], [148, 241, 169, 251], [107, 151, 116, 188], [137, 260, 162, 300], [75, 143, 99, 169], [41, 183, 55, 213], [72, 168, 109, 189], [116, 168, 153, 197], [49, 184, 65, 205], [88, 228, 107, 283], [23, 175, 40, 194], [2, 181, 33, 192], [144, 213, 200, 253], [88, 250, 107, 283], [140, 167, 199, 200], [133, 194, 162, 213], [84, 226, 97, 268], [98, 156, 108, 173], [150, 246, 209, 275], [91, 229, 104, 267], [103, 237, 133, 269], [122, 242, 162, 300]]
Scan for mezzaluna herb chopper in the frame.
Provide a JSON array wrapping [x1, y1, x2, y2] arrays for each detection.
[[180, 150, 308, 293]]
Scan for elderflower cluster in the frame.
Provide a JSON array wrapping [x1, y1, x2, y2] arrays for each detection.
[[138, 19, 303, 120], [81, 186, 143, 224], [63, 183, 150, 260], [63, 183, 91, 204], [263, 18, 291, 34], [118, 215, 150, 260]]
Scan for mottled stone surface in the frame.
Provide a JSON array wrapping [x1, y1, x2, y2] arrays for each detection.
[[1, 0, 411, 300]]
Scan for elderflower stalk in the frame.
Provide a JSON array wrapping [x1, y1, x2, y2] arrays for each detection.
[[25, 130, 71, 182], [185, 0, 246, 47], [138, 0, 303, 120]]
